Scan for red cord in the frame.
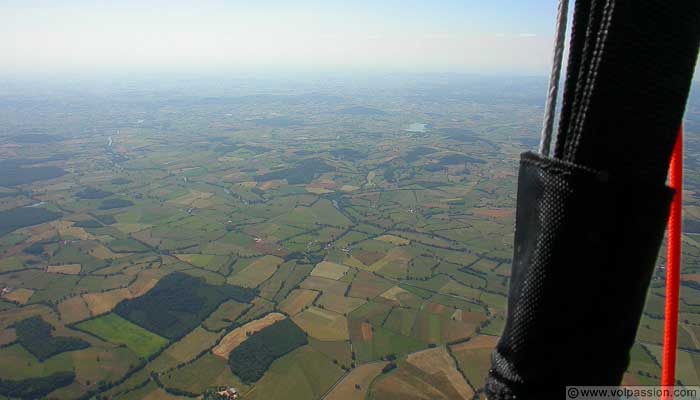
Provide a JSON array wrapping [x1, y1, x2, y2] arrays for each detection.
[[662, 126, 683, 395]]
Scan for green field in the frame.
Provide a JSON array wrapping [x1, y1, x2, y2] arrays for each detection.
[[159, 353, 249, 395], [245, 346, 345, 400], [352, 323, 427, 363], [76, 313, 168, 358], [0, 344, 73, 380]]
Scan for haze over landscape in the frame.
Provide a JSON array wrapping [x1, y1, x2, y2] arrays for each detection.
[[2, 0, 568, 76], [1, 1, 700, 400]]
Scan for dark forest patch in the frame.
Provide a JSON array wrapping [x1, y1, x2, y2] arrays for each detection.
[[76, 187, 114, 200], [329, 148, 366, 161], [0, 372, 75, 399], [94, 214, 117, 225], [0, 207, 61, 236], [439, 128, 496, 147], [15, 316, 89, 361], [438, 154, 485, 165], [7, 134, 63, 144], [73, 220, 102, 228], [0, 159, 66, 187], [24, 242, 48, 255], [115, 272, 255, 340], [228, 318, 308, 383], [257, 159, 334, 185], [439, 128, 478, 140], [98, 198, 134, 210], [404, 147, 438, 163]]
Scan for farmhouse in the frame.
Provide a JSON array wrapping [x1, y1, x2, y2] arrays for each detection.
[[216, 386, 239, 399]]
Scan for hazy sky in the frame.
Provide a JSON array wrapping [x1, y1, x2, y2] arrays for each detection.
[[0, 0, 573, 76]]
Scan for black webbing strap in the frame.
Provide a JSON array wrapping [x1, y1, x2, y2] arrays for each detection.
[[553, 0, 592, 159], [556, 0, 700, 182], [487, 1, 700, 398]]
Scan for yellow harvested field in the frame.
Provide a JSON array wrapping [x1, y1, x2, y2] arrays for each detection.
[[450, 335, 499, 352], [325, 362, 388, 400], [221, 171, 245, 181], [375, 234, 410, 245], [212, 313, 286, 359], [50, 220, 94, 240], [83, 288, 131, 316], [228, 255, 283, 288], [82, 270, 160, 316], [339, 185, 361, 192], [300, 276, 349, 295], [57, 296, 91, 324], [405, 347, 474, 399], [129, 269, 163, 297], [379, 286, 410, 302], [170, 190, 214, 206], [3, 288, 34, 305], [217, 156, 243, 163], [293, 306, 349, 341], [67, 214, 93, 222], [368, 247, 411, 272], [0, 304, 55, 330], [306, 186, 334, 194], [279, 289, 319, 316], [161, 327, 224, 365], [113, 223, 152, 234], [47, 264, 81, 275], [16, 223, 57, 242], [259, 180, 283, 191], [340, 256, 367, 269], [317, 293, 366, 315], [310, 261, 349, 280], [89, 244, 126, 260], [82, 269, 162, 316], [0, 328, 17, 346], [239, 181, 258, 188]]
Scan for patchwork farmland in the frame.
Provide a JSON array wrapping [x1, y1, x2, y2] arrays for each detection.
[[1, 75, 698, 399]]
